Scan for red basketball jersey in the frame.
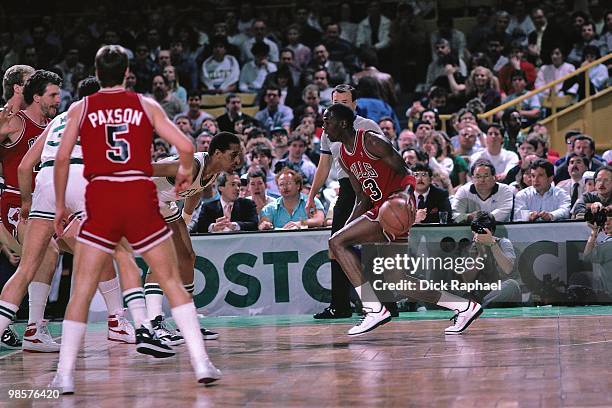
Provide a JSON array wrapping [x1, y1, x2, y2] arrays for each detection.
[[0, 111, 47, 192], [79, 89, 154, 180], [339, 129, 410, 207]]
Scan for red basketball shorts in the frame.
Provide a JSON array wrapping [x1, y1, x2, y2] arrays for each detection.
[[0, 190, 22, 237], [78, 179, 172, 254]]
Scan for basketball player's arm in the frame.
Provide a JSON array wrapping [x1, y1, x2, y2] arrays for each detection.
[[151, 156, 199, 177], [182, 191, 203, 223], [54, 101, 82, 236], [18, 125, 48, 220], [363, 131, 409, 178], [306, 153, 332, 215], [341, 160, 372, 224], [0, 105, 20, 143], [141, 97, 194, 192]]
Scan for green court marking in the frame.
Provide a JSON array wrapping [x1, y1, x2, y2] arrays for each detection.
[[3, 306, 612, 357]]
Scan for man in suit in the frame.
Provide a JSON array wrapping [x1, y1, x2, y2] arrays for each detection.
[[410, 163, 452, 224], [556, 153, 588, 209], [195, 172, 258, 233], [216, 93, 258, 133]]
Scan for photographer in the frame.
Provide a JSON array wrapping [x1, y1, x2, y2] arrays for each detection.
[[463, 211, 521, 307], [573, 166, 612, 219]]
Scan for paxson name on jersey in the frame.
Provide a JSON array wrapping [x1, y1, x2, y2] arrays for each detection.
[[87, 108, 144, 128]]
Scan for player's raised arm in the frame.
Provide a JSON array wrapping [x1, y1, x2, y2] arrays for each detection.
[[18, 124, 48, 221], [53, 100, 82, 235], [142, 96, 194, 192]]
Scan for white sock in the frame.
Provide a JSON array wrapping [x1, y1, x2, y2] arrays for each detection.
[[57, 320, 87, 376], [123, 288, 149, 329], [28, 282, 51, 324], [184, 282, 195, 295], [355, 282, 382, 312], [436, 292, 469, 311], [144, 283, 164, 320], [171, 302, 208, 364], [0, 300, 18, 333], [98, 276, 124, 316]]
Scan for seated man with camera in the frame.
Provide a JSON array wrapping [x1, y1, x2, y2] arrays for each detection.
[[573, 166, 612, 220], [462, 211, 522, 308]]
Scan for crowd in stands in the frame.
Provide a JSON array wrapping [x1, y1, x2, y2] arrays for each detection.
[[1, 1, 611, 235]]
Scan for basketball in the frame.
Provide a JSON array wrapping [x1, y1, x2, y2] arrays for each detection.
[[378, 193, 416, 237]]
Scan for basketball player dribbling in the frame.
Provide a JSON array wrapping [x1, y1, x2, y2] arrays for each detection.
[[323, 103, 482, 336], [49, 45, 220, 393]]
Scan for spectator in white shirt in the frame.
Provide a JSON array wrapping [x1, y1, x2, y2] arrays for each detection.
[[452, 159, 515, 223], [514, 159, 570, 221], [239, 41, 277, 93], [201, 36, 240, 94], [535, 47, 577, 100], [240, 19, 280, 64], [556, 153, 588, 209], [355, 1, 391, 51], [470, 123, 519, 181]]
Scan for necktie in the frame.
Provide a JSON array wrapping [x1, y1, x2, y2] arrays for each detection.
[[223, 202, 233, 218], [571, 182, 579, 207], [417, 194, 426, 210]]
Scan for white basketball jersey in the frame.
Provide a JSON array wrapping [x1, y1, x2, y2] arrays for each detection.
[[155, 152, 217, 203], [40, 112, 83, 163]]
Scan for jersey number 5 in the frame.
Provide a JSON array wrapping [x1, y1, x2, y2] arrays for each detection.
[[106, 124, 131, 163], [362, 178, 383, 201]]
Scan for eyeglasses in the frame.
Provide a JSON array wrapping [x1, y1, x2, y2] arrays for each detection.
[[413, 172, 430, 178]]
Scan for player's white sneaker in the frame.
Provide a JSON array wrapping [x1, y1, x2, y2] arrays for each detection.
[[347, 306, 391, 336], [22, 320, 60, 352], [151, 315, 185, 346], [194, 358, 222, 384], [49, 372, 74, 394], [107, 310, 136, 344], [444, 301, 483, 335]]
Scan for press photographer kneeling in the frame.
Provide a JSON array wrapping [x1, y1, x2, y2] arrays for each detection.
[[462, 211, 522, 307]]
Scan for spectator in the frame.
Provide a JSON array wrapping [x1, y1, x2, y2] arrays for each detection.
[[557, 153, 589, 208], [410, 163, 452, 224], [419, 109, 441, 131], [352, 48, 397, 106], [313, 69, 333, 107], [194, 172, 258, 233], [338, 3, 358, 44], [201, 36, 240, 94], [239, 41, 277, 94], [179, 91, 214, 133], [430, 14, 466, 62], [514, 159, 570, 221], [378, 117, 397, 145], [217, 93, 258, 133], [603, 149, 612, 164], [163, 65, 187, 106], [157, 49, 172, 69], [501, 70, 541, 125], [293, 6, 323, 49], [132, 43, 160, 93], [500, 108, 526, 152], [355, 1, 391, 52], [452, 159, 515, 223], [470, 123, 519, 181], [402, 146, 428, 167], [53, 48, 86, 96], [246, 169, 276, 215], [276, 48, 303, 90], [169, 40, 199, 94], [275, 134, 317, 184], [467, 6, 494, 54], [397, 129, 417, 151], [322, 22, 357, 72], [355, 76, 400, 134], [503, 138, 538, 185], [485, 33, 510, 74], [602, 10, 612, 60], [174, 114, 194, 138], [526, 8, 548, 66], [573, 166, 612, 218], [151, 74, 184, 119], [304, 44, 349, 86], [461, 66, 501, 112], [250, 145, 280, 196], [195, 130, 213, 152], [508, 154, 537, 194], [284, 24, 312, 70], [425, 38, 468, 91], [241, 20, 279, 64], [497, 42, 537, 96], [455, 124, 483, 159], [254, 85, 293, 133], [506, 0, 535, 46], [271, 126, 290, 160], [535, 47, 577, 101], [555, 135, 605, 183], [563, 45, 609, 97], [462, 211, 521, 308], [259, 167, 324, 229], [567, 22, 608, 67], [413, 120, 432, 148]]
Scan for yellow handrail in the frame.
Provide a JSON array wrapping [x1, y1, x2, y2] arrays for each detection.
[[481, 53, 611, 120]]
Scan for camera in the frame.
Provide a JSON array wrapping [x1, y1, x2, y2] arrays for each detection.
[[585, 207, 608, 227], [471, 219, 493, 234]]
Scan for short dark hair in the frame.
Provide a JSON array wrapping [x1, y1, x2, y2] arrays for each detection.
[[153, 74, 170, 87], [410, 162, 432, 177], [510, 69, 527, 81], [95, 45, 129, 87], [208, 131, 241, 156], [251, 41, 270, 57], [265, 84, 281, 96], [23, 70, 62, 105], [401, 147, 428, 162], [77, 77, 100, 100], [582, 44, 601, 59], [473, 211, 496, 234], [247, 169, 266, 183], [216, 171, 239, 188], [594, 165, 612, 179], [485, 122, 504, 134], [188, 89, 200, 98], [412, 120, 431, 132], [574, 135, 595, 151], [564, 130, 582, 141], [471, 159, 496, 176], [2, 64, 35, 101], [331, 84, 357, 103], [567, 152, 589, 167], [529, 158, 554, 177], [325, 102, 356, 127], [225, 93, 239, 104], [288, 133, 307, 146], [251, 145, 272, 160]]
